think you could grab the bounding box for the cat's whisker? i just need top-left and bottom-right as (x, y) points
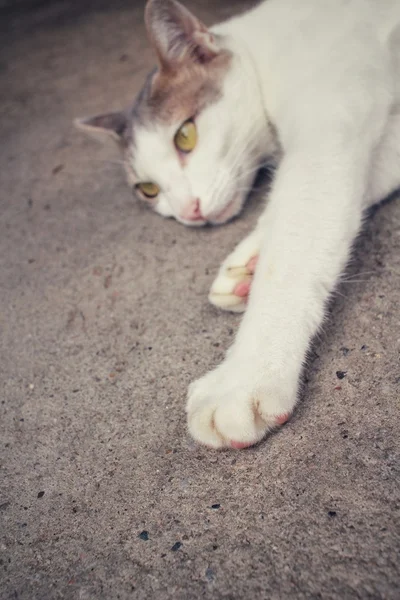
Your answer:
(233, 184), (269, 193)
(209, 142), (267, 210)
(339, 271), (376, 282)
(206, 125), (269, 215)
(221, 129), (264, 185)
(209, 155), (265, 214)
(339, 279), (372, 284)
(230, 162), (274, 184)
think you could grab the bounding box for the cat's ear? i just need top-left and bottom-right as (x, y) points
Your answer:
(74, 111), (128, 144)
(145, 0), (220, 71)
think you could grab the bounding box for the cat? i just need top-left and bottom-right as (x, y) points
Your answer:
(76, 0), (400, 449)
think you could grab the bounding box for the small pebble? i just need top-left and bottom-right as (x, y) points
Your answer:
(138, 531), (149, 541)
(205, 567), (215, 582)
(336, 371), (347, 380)
(171, 542), (182, 552)
(37, 491), (45, 499)
(328, 511), (337, 518)
(211, 504), (221, 510)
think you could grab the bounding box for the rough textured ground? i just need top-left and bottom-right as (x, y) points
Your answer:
(0, 1), (399, 599)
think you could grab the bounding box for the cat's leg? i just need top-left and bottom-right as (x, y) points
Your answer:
(210, 110), (400, 319)
(209, 223), (262, 313)
(187, 138), (376, 449)
(367, 111), (400, 207)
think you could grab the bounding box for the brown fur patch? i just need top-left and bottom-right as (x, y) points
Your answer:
(125, 45), (232, 143)
(148, 48), (232, 124)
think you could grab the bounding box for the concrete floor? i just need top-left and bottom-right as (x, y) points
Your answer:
(0, 1), (399, 598)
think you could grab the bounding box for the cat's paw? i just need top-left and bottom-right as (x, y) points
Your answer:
(209, 246), (259, 313)
(186, 360), (296, 449)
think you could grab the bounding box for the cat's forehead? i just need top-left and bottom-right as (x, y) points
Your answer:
(128, 50), (232, 142)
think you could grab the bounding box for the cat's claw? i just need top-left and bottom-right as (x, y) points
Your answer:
(186, 360), (295, 449)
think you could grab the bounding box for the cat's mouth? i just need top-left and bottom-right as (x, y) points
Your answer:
(178, 194), (243, 227)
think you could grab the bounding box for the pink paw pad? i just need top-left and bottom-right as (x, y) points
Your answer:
(247, 256), (259, 273)
(233, 256), (259, 299)
(234, 280), (251, 298)
(230, 440), (256, 450)
(230, 414), (291, 449)
(275, 413), (290, 426)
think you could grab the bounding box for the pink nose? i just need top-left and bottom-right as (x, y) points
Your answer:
(180, 198), (204, 222)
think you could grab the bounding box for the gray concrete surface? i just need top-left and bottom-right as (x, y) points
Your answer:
(0, 1), (399, 598)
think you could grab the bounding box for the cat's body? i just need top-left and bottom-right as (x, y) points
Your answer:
(77, 0), (400, 448)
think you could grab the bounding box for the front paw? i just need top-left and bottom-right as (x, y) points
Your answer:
(209, 255), (259, 313)
(208, 226), (261, 313)
(186, 359), (297, 449)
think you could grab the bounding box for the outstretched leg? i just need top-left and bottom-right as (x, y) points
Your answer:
(187, 132), (378, 449)
(210, 111), (400, 317)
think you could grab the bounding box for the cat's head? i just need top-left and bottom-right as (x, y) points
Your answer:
(76, 0), (271, 226)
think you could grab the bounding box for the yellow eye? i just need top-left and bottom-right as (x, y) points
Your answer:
(136, 182), (160, 199)
(174, 120), (197, 153)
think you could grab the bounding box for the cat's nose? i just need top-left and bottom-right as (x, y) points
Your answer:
(180, 198), (204, 222)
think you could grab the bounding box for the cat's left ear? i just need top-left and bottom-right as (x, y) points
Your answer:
(74, 111), (128, 145)
(145, 0), (220, 71)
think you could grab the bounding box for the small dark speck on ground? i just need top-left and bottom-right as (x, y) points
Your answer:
(205, 567), (215, 582)
(336, 371), (347, 379)
(52, 164), (64, 175)
(171, 542), (182, 552)
(211, 504), (221, 509)
(340, 347), (350, 356)
(37, 491), (45, 499)
(138, 531), (149, 541)
(328, 511), (337, 518)
(361, 345), (368, 351)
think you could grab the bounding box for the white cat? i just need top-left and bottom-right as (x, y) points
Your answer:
(76, 0), (400, 449)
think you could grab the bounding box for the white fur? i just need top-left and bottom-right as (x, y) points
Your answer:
(186, 0), (400, 448)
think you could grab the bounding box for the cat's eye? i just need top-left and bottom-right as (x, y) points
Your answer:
(136, 182), (160, 198)
(174, 119), (197, 153)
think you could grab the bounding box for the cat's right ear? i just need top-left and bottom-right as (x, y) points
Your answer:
(74, 111), (128, 145)
(145, 0), (220, 71)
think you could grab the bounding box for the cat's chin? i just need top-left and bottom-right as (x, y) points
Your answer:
(176, 217), (207, 228)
